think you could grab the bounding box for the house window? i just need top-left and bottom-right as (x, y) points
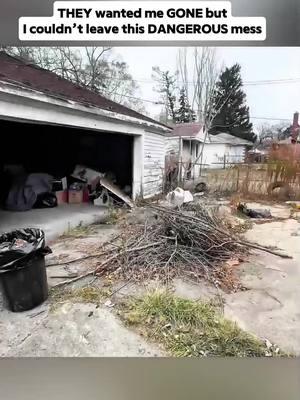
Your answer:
(196, 144), (199, 158)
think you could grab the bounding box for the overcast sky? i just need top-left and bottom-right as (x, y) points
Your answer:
(114, 47), (300, 129)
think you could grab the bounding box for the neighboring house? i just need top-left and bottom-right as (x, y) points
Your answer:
(166, 123), (253, 181)
(165, 123), (204, 181)
(246, 148), (267, 163)
(0, 52), (171, 200)
(204, 132), (253, 168)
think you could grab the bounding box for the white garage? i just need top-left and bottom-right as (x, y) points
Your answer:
(0, 52), (170, 239)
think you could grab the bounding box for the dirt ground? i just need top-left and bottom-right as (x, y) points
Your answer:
(0, 201), (299, 356)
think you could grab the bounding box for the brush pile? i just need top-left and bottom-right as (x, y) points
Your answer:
(100, 204), (250, 285)
(52, 203), (291, 290)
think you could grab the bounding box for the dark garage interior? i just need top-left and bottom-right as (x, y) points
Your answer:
(0, 119), (134, 209)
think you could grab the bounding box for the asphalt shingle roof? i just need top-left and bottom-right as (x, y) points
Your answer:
(0, 51), (169, 129)
(167, 123), (203, 137)
(209, 132), (253, 146)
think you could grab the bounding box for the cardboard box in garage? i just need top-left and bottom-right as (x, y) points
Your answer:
(68, 190), (83, 204)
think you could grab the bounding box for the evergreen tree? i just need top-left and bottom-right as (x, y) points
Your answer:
(175, 87), (196, 123)
(210, 63), (256, 142)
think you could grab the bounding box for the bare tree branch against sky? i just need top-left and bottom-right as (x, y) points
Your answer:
(115, 47), (300, 127)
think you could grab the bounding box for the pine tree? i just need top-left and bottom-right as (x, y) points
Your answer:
(175, 87), (196, 123)
(210, 64), (256, 142)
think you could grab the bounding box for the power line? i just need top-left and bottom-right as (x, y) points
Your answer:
(101, 76), (300, 105)
(244, 78), (300, 86)
(110, 92), (164, 105)
(251, 116), (291, 121)
(114, 92), (293, 121)
(116, 94), (295, 121)
(102, 75), (300, 86)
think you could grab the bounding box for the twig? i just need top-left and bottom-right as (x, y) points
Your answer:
(52, 241), (164, 288)
(50, 274), (79, 279)
(109, 279), (135, 297)
(29, 310), (47, 318)
(46, 248), (117, 267)
(236, 241), (292, 259)
(164, 235), (178, 286)
(46, 234), (122, 267)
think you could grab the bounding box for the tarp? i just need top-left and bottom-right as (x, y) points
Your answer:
(5, 173), (53, 211)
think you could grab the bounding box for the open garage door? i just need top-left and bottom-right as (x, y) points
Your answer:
(0, 119), (134, 209)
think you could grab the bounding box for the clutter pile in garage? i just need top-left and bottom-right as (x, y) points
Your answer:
(0, 164), (133, 212)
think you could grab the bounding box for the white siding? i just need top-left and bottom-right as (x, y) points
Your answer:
(225, 145), (246, 163)
(201, 143), (228, 168)
(165, 137), (180, 155)
(143, 131), (165, 198)
(201, 143), (247, 168)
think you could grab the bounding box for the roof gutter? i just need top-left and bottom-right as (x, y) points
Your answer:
(0, 80), (171, 134)
(167, 135), (202, 141)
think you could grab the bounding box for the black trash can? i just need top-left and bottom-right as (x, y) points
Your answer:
(0, 228), (51, 312)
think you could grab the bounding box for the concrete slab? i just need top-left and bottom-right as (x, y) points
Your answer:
(173, 278), (219, 301)
(0, 204), (110, 242)
(0, 301), (163, 357)
(1, 201), (299, 356)
(46, 224), (119, 288)
(224, 219), (300, 355)
(0, 215), (162, 357)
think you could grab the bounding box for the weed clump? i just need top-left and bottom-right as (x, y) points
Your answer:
(120, 290), (284, 357)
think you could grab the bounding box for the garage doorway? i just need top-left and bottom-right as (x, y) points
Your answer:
(0, 119), (135, 239)
(0, 119), (134, 202)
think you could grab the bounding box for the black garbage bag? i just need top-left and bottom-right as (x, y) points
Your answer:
(0, 228), (52, 273)
(0, 229), (51, 312)
(237, 203), (272, 219)
(33, 192), (58, 209)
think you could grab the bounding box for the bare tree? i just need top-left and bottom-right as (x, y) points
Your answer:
(177, 48), (240, 174)
(152, 66), (178, 123)
(258, 122), (290, 147)
(177, 47), (220, 130)
(3, 46), (145, 113)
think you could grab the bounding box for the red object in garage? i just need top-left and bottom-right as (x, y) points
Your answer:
(82, 187), (90, 203)
(55, 190), (68, 205)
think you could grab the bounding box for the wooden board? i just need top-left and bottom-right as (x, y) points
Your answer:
(100, 178), (134, 208)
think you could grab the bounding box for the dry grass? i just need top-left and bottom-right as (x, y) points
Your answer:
(119, 290), (286, 357)
(49, 286), (112, 309)
(60, 222), (98, 239)
(207, 164), (300, 200)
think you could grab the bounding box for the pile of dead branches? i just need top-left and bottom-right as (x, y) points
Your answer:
(52, 204), (291, 290)
(107, 204), (245, 284)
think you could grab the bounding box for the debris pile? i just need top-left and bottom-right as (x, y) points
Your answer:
(109, 204), (247, 286)
(52, 203), (291, 291)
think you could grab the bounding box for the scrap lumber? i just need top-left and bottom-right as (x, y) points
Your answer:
(100, 178), (134, 208)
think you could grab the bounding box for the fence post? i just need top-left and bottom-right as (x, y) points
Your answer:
(236, 167), (240, 192)
(223, 155), (226, 169)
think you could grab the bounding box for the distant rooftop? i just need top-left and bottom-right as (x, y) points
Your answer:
(167, 123), (203, 138)
(209, 132), (253, 146)
(168, 123), (253, 146)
